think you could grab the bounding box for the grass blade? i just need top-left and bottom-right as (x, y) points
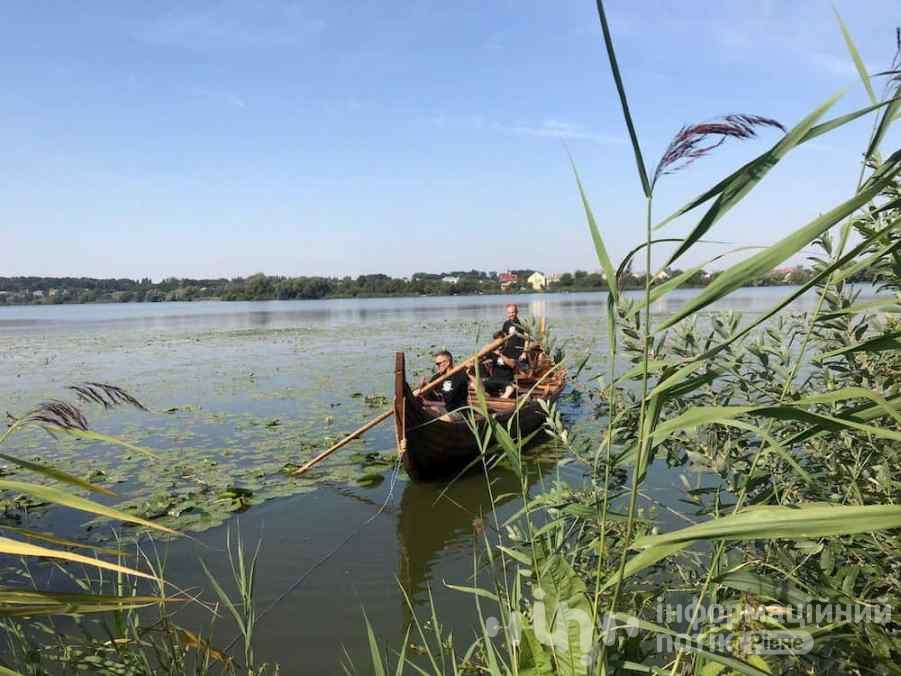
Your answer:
(0, 452), (114, 496)
(572, 159), (620, 301)
(0, 525), (121, 555)
(0, 536), (154, 579)
(649, 403), (901, 444)
(363, 610), (387, 676)
(599, 542), (686, 591)
(713, 569), (815, 606)
(0, 479), (176, 534)
(864, 92), (900, 160)
(654, 97), (898, 231)
(594, 0), (650, 197)
(833, 7), (877, 105)
(656, 157), (901, 332)
(634, 504), (901, 547)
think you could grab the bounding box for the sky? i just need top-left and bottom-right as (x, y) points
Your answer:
(1, 0), (898, 280)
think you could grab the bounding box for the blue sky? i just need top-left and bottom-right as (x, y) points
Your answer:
(2, 0), (898, 279)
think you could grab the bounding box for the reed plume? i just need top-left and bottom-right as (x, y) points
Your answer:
(6, 383), (147, 434)
(67, 382), (148, 412)
(653, 114), (785, 186)
(21, 400), (90, 431)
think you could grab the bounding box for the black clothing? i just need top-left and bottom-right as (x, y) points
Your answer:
(501, 319), (526, 358)
(429, 369), (470, 412)
(483, 352), (514, 395)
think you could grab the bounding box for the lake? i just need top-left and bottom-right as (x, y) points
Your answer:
(0, 287), (865, 673)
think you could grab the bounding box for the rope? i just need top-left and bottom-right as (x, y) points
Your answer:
(222, 458), (403, 654)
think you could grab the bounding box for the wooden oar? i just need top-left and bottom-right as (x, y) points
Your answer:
(289, 335), (509, 477)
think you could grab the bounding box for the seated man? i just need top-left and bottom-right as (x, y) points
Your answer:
(501, 303), (531, 365)
(481, 330), (518, 399)
(418, 350), (470, 419)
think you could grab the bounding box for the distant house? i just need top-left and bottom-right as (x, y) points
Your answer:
(32, 290), (44, 298)
(654, 269), (671, 281)
(527, 271), (547, 291)
(441, 276), (460, 285)
(498, 271), (518, 290)
(546, 272), (561, 284)
(770, 265), (804, 283)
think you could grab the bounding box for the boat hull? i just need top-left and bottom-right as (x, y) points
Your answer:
(393, 352), (565, 481)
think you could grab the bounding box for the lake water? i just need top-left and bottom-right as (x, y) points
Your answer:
(0, 287), (864, 673)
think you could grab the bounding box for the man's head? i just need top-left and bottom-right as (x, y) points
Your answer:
(433, 350), (453, 373)
(505, 304), (518, 321)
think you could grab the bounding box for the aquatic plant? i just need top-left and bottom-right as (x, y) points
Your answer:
(371, 3), (901, 674)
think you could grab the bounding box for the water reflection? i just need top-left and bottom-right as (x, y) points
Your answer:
(397, 466), (541, 619)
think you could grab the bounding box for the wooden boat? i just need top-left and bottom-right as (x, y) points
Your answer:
(393, 351), (566, 481)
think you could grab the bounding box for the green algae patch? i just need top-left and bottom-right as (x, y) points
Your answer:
(0, 311), (601, 543)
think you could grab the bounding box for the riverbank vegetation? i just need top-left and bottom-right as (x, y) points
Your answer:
(0, 264), (862, 306)
(358, 3), (901, 674)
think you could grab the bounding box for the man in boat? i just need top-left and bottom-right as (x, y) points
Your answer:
(482, 330), (518, 399)
(501, 304), (529, 363)
(417, 350), (471, 419)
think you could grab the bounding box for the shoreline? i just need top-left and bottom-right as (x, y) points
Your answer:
(0, 280), (835, 309)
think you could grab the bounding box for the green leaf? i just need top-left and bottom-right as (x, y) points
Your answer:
(0, 479), (176, 534)
(681, 220), (900, 364)
(634, 504), (901, 548)
(664, 92), (843, 266)
(0, 536), (155, 579)
(363, 610), (387, 676)
(0, 525), (121, 556)
(657, 157), (901, 331)
(394, 625), (411, 676)
(833, 8), (877, 105)
(0, 588), (168, 615)
(611, 613), (771, 676)
(496, 545), (532, 567)
(535, 553), (593, 675)
(46, 426), (160, 460)
(200, 556), (245, 633)
(649, 402), (901, 444)
(784, 394), (901, 446)
(654, 98), (897, 231)
(599, 542), (686, 591)
(0, 452), (114, 496)
(820, 331), (901, 359)
(716, 419), (813, 486)
(627, 246), (760, 319)
(594, 0), (650, 197)
(615, 360), (669, 384)
(444, 583), (500, 603)
(865, 92), (901, 161)
(713, 569), (815, 606)
(815, 297), (901, 319)
(571, 160), (619, 302)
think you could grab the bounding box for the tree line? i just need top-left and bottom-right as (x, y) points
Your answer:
(0, 265), (874, 306)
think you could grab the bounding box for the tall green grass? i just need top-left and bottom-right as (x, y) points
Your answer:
(371, 3), (901, 674)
